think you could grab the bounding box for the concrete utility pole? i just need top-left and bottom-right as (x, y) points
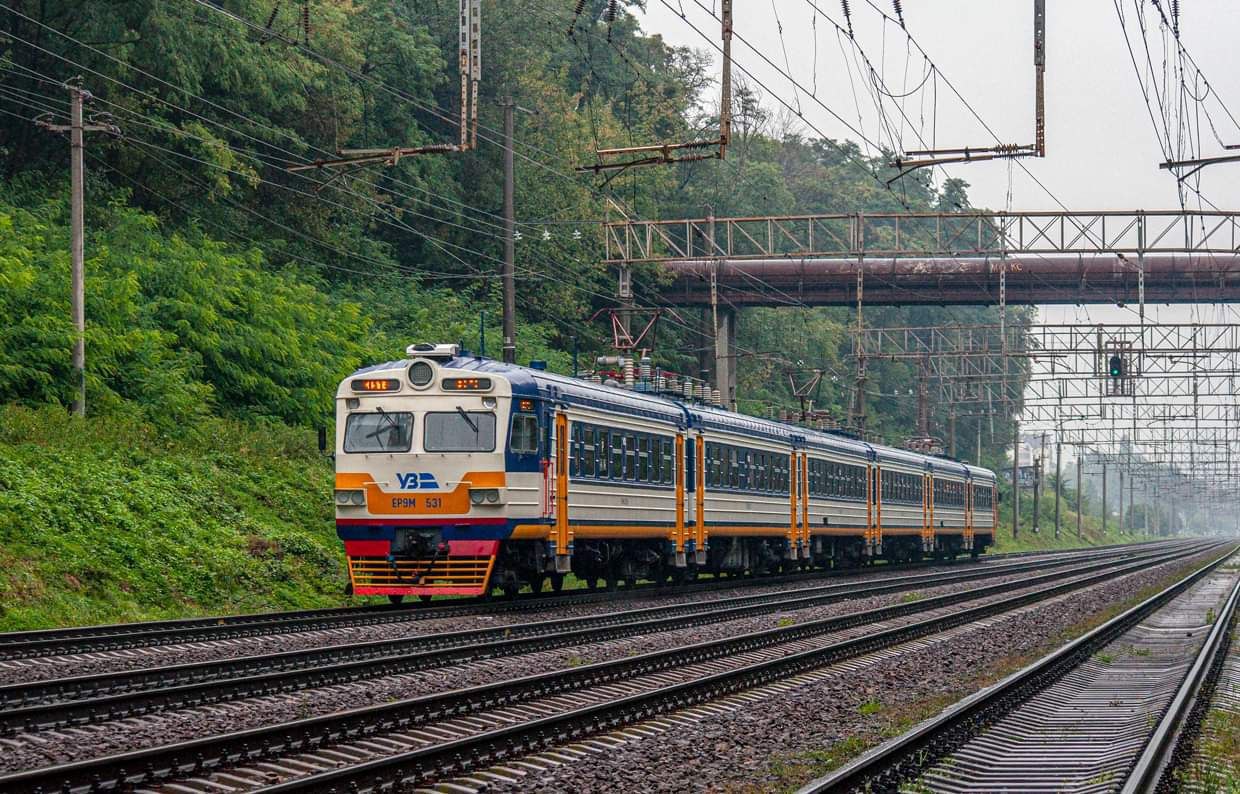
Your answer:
(501, 96), (517, 364)
(1032, 434), (1044, 534)
(1102, 462), (1108, 535)
(1054, 440), (1062, 539)
(1011, 421), (1020, 539)
(36, 85), (117, 417)
(1075, 456), (1082, 540)
(499, 97), (535, 365)
(1118, 469), (1125, 531)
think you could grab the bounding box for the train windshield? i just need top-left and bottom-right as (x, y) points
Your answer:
(343, 410), (413, 453)
(424, 411), (496, 452)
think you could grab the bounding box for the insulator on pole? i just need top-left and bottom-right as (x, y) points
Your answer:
(892, 0), (905, 28)
(841, 0), (854, 37)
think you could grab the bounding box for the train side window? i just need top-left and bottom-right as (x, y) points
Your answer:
(638, 436), (650, 482)
(567, 423), (582, 475)
(583, 426), (597, 476)
(663, 439), (674, 484)
(617, 431), (629, 481)
(650, 437), (661, 483)
(609, 432), (622, 480)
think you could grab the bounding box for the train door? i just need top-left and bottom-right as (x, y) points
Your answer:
(799, 452), (810, 560)
(964, 478), (974, 550)
(924, 473), (934, 553)
(673, 433), (687, 566)
(694, 434), (706, 565)
(787, 451), (799, 559)
(553, 412), (571, 573)
(869, 465), (882, 557)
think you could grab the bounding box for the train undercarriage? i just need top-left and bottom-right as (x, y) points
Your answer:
(482, 533), (993, 597)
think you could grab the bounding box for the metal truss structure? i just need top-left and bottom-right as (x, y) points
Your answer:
(605, 210), (1240, 263)
(606, 209), (1240, 307)
(850, 322), (1240, 509)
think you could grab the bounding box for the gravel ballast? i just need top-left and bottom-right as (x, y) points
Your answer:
(0, 557), (1135, 774)
(478, 548), (1229, 794)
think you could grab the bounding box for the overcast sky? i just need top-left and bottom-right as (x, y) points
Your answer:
(637, 0), (1240, 329)
(636, 1), (1240, 455)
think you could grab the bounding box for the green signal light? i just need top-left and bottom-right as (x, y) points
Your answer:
(1108, 355), (1124, 378)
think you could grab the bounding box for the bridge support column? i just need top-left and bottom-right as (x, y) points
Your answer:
(714, 305), (736, 409)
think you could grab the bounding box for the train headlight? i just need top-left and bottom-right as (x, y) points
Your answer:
(470, 489), (486, 505)
(485, 488), (500, 503)
(335, 489), (365, 506)
(408, 360), (434, 389)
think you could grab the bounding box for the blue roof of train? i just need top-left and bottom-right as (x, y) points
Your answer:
(349, 355), (995, 479)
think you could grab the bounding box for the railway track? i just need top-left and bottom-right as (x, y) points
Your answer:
(0, 544), (1182, 736)
(1127, 560), (1239, 793)
(0, 540), (1171, 663)
(797, 546), (1240, 794)
(0, 541), (1216, 794)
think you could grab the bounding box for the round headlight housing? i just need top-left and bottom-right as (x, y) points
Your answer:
(408, 360), (434, 389)
(470, 489), (486, 505)
(485, 488), (500, 503)
(334, 489), (351, 505)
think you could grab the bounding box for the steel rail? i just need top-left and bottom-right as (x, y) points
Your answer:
(0, 541), (1168, 662)
(0, 546), (1151, 734)
(796, 544), (1239, 794)
(0, 542), (1213, 794)
(0, 555), (969, 661)
(1120, 573), (1240, 793)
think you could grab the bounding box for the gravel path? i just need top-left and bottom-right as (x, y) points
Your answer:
(0, 560), (1112, 774)
(0, 555), (1074, 685)
(477, 549), (1226, 794)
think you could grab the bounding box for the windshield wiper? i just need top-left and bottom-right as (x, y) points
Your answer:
(456, 406), (479, 433)
(366, 406), (399, 439)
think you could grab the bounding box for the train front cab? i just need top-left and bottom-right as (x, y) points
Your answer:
(333, 350), (540, 601)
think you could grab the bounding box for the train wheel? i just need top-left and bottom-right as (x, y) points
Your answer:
(550, 573), (565, 593)
(388, 595), (405, 605)
(605, 574), (619, 592)
(503, 582), (521, 599)
(529, 574), (546, 594)
(418, 594), (433, 604)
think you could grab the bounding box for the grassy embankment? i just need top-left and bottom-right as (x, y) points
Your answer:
(0, 402), (1171, 631)
(0, 405), (343, 631)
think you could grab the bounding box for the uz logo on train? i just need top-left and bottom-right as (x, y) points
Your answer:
(392, 472), (442, 509)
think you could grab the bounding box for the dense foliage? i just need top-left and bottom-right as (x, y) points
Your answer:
(0, 2), (1070, 626)
(0, 0), (1030, 450)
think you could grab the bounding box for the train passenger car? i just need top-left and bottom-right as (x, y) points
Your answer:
(333, 345), (997, 601)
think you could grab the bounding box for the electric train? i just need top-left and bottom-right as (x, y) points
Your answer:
(333, 344), (997, 601)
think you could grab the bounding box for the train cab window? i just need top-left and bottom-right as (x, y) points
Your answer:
(424, 411), (496, 452)
(511, 414), (540, 456)
(343, 411), (413, 453)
